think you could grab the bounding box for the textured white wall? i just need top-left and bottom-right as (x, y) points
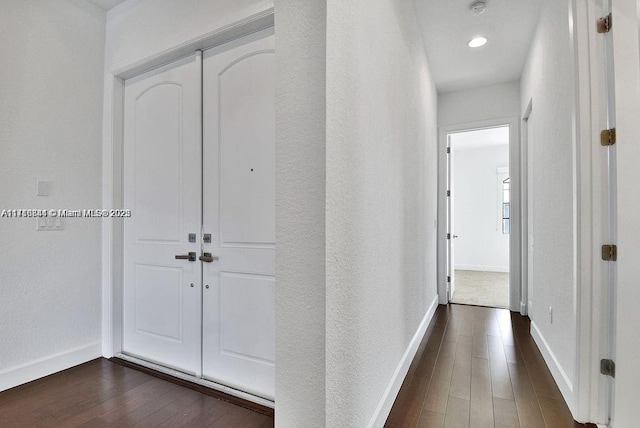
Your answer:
(274, 1), (327, 426)
(325, 0), (438, 426)
(105, 0), (273, 71)
(0, 0), (105, 383)
(520, 0), (576, 391)
(452, 145), (510, 272)
(438, 81), (521, 127)
(611, 0), (640, 425)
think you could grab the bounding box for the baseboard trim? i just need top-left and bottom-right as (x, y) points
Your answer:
(530, 322), (575, 415)
(367, 295), (439, 428)
(0, 341), (102, 392)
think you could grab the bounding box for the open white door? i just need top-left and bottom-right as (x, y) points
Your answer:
(122, 54), (203, 375)
(201, 32), (276, 400)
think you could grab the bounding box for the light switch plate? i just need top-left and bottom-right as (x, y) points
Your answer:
(37, 180), (51, 196)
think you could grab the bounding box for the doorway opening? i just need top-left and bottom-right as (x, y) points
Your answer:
(447, 126), (511, 309)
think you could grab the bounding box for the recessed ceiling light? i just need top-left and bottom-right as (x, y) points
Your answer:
(468, 37), (488, 48)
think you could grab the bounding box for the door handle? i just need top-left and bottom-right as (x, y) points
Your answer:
(175, 252), (196, 262)
(453, 235), (459, 239)
(199, 252), (218, 263)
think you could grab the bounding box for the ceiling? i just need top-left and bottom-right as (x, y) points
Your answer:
(85, 1), (541, 91)
(414, 0), (542, 93)
(86, 0), (126, 11)
(450, 126), (509, 151)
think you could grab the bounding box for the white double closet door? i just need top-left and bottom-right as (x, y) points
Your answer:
(122, 31), (275, 400)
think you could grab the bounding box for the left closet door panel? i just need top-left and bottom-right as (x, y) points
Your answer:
(123, 54), (203, 376)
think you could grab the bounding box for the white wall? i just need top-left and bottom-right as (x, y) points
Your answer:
(275, 1), (326, 426)
(520, 0), (577, 408)
(325, 0), (439, 426)
(0, 1), (105, 390)
(438, 81), (521, 127)
(105, 0), (273, 71)
(611, 0), (640, 425)
(452, 144), (510, 272)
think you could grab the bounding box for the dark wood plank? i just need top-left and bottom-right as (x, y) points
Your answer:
(388, 373), (432, 427)
(472, 329), (489, 359)
(155, 394), (238, 427)
(418, 410), (445, 428)
(238, 410), (274, 428)
(449, 335), (472, 400)
(57, 368), (162, 425)
(134, 388), (204, 427)
(387, 310), (448, 427)
(469, 357), (494, 427)
(487, 335), (515, 400)
(537, 396), (577, 428)
(503, 344), (522, 364)
(443, 396), (470, 428)
(494, 397), (520, 428)
(422, 338), (457, 414)
(0, 358), (273, 428)
(508, 361), (546, 428)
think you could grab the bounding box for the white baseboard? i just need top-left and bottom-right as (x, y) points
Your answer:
(530, 322), (575, 415)
(367, 295), (439, 428)
(0, 341), (102, 392)
(455, 265), (509, 273)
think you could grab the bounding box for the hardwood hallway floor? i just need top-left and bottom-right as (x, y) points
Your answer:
(385, 304), (595, 428)
(0, 358), (273, 427)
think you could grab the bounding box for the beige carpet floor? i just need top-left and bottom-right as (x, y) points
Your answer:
(450, 270), (510, 309)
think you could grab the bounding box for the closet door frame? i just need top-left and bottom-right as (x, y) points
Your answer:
(101, 12), (275, 409)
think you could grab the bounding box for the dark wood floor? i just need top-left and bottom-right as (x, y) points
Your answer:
(386, 304), (595, 428)
(0, 358), (274, 427)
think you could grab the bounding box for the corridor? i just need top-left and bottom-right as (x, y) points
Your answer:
(385, 304), (594, 427)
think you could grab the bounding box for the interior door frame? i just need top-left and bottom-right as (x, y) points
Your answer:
(437, 116), (521, 313)
(446, 135), (454, 301)
(522, 99), (533, 317)
(99, 10), (275, 407)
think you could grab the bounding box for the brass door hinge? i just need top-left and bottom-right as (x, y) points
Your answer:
(601, 128), (616, 146)
(597, 13), (612, 33)
(602, 244), (617, 261)
(601, 359), (615, 377)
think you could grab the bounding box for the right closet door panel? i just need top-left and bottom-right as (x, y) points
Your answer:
(201, 30), (276, 400)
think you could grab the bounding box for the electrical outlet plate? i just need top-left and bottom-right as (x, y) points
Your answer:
(36, 217), (64, 231)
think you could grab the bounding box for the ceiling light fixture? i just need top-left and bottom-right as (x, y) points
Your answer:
(468, 37), (488, 48)
(469, 1), (487, 15)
